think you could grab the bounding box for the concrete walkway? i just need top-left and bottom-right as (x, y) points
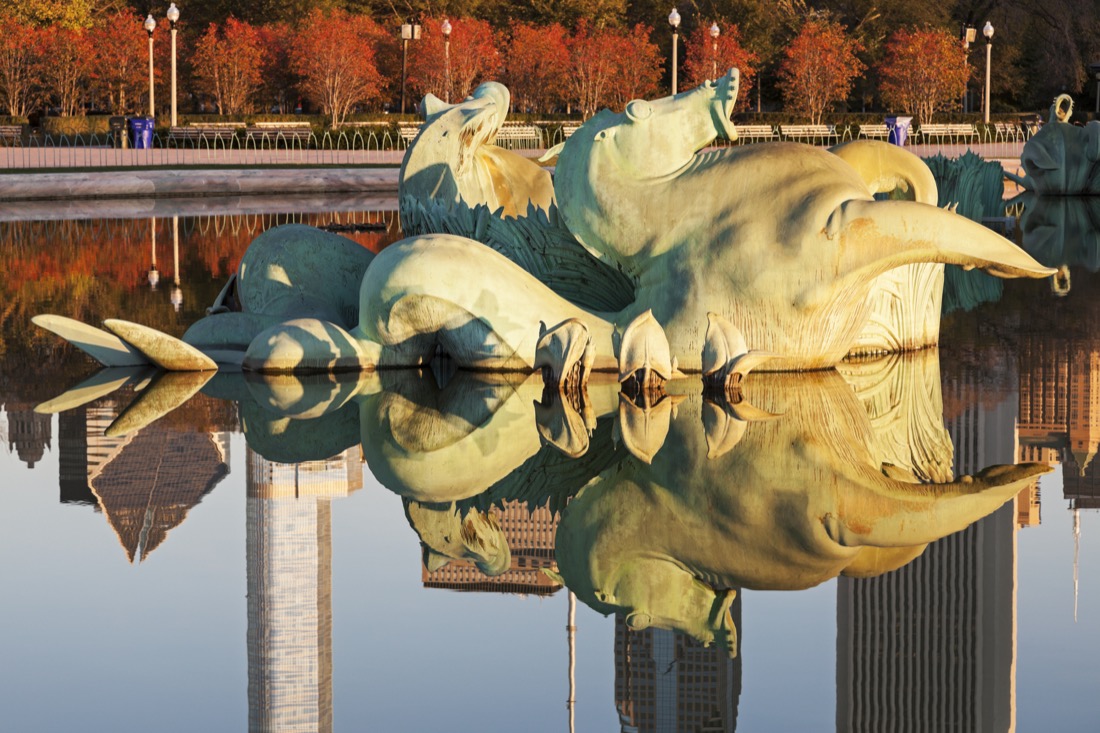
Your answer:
(0, 167), (400, 202)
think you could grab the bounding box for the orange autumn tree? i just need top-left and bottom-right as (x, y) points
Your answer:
(291, 9), (383, 127)
(503, 21), (569, 114)
(778, 19), (863, 125)
(90, 12), (150, 114)
(0, 15), (43, 116)
(681, 21), (756, 108)
(256, 23), (297, 114)
(608, 24), (663, 111)
(878, 27), (970, 123)
(408, 17), (501, 104)
(192, 17), (264, 115)
(567, 20), (658, 117)
(39, 26), (94, 116)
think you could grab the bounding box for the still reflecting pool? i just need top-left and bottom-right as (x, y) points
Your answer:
(1, 198), (1099, 732)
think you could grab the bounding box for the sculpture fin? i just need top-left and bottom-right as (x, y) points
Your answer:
(826, 462), (1050, 548)
(105, 371), (214, 437)
(32, 314), (148, 367)
(832, 199), (1058, 280)
(103, 319), (218, 371)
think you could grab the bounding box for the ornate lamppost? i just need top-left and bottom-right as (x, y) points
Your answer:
(669, 8), (681, 94)
(167, 3), (180, 127)
(983, 21), (994, 124)
(144, 14), (156, 118)
(442, 18), (452, 103)
(400, 21), (421, 114)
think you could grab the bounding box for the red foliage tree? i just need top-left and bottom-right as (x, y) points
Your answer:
(607, 24), (663, 111)
(0, 15), (44, 117)
(503, 21), (570, 114)
(681, 21), (757, 109)
(777, 19), (863, 125)
(39, 26), (95, 116)
(878, 27), (970, 123)
(408, 17), (502, 104)
(566, 21), (663, 117)
(290, 9), (383, 127)
(89, 13), (151, 115)
(256, 23), (297, 114)
(191, 17), (264, 115)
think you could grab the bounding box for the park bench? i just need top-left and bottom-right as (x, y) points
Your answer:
(858, 124), (891, 140)
(560, 122), (582, 139)
(0, 125), (23, 146)
(245, 121), (312, 147)
(167, 125), (240, 146)
(493, 123), (543, 149)
(779, 123), (839, 144)
(915, 123), (978, 142)
(991, 121), (1023, 142)
(733, 124), (776, 142)
(397, 122), (422, 143)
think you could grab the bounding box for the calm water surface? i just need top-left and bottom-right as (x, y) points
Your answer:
(1, 196), (1098, 732)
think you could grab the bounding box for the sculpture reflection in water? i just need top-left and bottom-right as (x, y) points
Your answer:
(40, 348), (1047, 655)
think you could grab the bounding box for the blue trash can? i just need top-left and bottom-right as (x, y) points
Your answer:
(129, 117), (155, 149)
(886, 116), (913, 146)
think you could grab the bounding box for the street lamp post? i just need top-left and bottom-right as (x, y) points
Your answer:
(167, 3), (179, 127)
(669, 8), (681, 95)
(709, 22), (720, 80)
(961, 25), (975, 112)
(441, 18), (452, 103)
(400, 22), (421, 114)
(144, 14), (156, 119)
(983, 21), (994, 124)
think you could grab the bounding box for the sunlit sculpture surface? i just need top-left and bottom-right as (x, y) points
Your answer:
(37, 72), (1054, 374)
(400, 81), (555, 217)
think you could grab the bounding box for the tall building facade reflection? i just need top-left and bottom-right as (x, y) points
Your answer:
(5, 397), (51, 468)
(614, 595), (742, 733)
(837, 364), (1018, 732)
(56, 397), (231, 563)
(420, 501), (562, 595)
(246, 445), (362, 733)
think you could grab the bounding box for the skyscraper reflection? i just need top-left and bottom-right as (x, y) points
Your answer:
(57, 397), (231, 563)
(246, 445), (361, 733)
(614, 594), (742, 733)
(837, 362), (1018, 732)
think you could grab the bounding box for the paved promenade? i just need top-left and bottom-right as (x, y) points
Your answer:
(0, 167), (400, 202)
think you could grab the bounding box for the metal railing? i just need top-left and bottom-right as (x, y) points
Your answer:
(0, 129), (409, 169)
(0, 119), (1038, 170)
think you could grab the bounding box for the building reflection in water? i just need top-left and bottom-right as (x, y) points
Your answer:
(614, 597), (742, 733)
(837, 361), (1019, 732)
(420, 501), (562, 595)
(55, 398), (231, 563)
(245, 445), (362, 733)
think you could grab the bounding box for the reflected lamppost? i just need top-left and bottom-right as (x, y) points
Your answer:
(148, 218), (159, 290)
(400, 21), (421, 114)
(167, 3), (179, 127)
(983, 21), (994, 124)
(669, 8), (680, 95)
(441, 18), (452, 104)
(171, 215), (183, 312)
(144, 14), (156, 118)
(709, 22), (720, 80)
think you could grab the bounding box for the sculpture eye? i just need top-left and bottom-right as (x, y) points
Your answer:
(625, 100), (653, 122)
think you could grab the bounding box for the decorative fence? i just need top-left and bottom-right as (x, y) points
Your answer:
(0, 120), (1035, 170)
